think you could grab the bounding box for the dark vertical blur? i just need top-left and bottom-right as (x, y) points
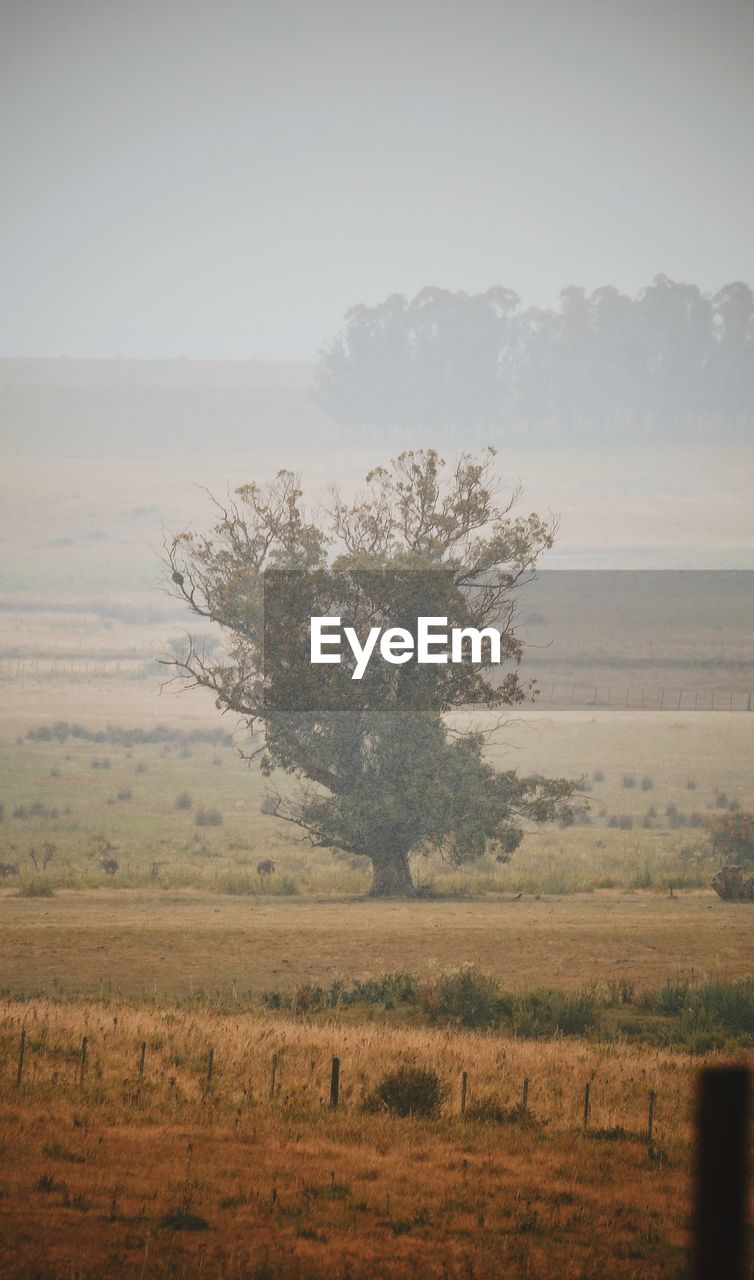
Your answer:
(695, 1066), (750, 1280)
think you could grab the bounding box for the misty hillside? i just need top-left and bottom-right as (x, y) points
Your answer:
(0, 359), (333, 458)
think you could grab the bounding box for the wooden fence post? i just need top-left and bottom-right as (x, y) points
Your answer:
(329, 1057), (340, 1109)
(694, 1066), (750, 1280)
(138, 1042), (146, 1085)
(522, 1077), (529, 1113)
(582, 1082), (590, 1131)
(205, 1047), (214, 1093)
(16, 1029), (25, 1087)
(647, 1089), (655, 1144)
(269, 1054), (278, 1101)
(460, 1071), (468, 1117)
(79, 1036), (88, 1088)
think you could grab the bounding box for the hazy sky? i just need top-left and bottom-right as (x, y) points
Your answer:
(2, 0), (754, 360)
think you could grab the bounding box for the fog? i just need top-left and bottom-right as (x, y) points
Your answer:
(2, 0), (754, 360)
(1, 1), (753, 592)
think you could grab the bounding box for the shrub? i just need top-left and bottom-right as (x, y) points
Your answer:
(158, 1209), (209, 1231)
(18, 879), (55, 898)
(640, 775), (654, 791)
(116, 789), (133, 801)
(466, 1098), (533, 1125)
(622, 774), (636, 789)
(366, 1066), (446, 1117)
(664, 1008), (727, 1055)
(695, 979), (754, 1035)
(665, 804), (686, 829)
(629, 864), (652, 889)
(12, 802), (58, 820)
(652, 980), (691, 1017)
(714, 792), (729, 809)
(512, 989), (597, 1038)
(419, 966), (508, 1029)
(195, 808), (223, 828)
(592, 770), (605, 782)
(686, 778), (697, 791)
(176, 792), (193, 811)
(708, 811), (754, 865)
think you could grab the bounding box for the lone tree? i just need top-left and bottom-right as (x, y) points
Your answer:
(166, 449), (575, 896)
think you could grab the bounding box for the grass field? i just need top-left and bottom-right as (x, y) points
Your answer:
(0, 996), (708, 1279)
(0, 689), (752, 899)
(0, 624), (752, 1275)
(1, 890), (753, 1003)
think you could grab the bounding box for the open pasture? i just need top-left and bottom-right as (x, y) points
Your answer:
(0, 890), (752, 1003)
(0, 997), (704, 1279)
(0, 690), (752, 899)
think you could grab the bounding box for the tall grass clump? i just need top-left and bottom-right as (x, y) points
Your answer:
(419, 966), (510, 1029)
(511, 989), (598, 1038)
(17, 878), (55, 898)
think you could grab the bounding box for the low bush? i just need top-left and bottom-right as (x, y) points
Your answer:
(419, 966), (510, 1029)
(366, 1065), (446, 1117)
(195, 808), (223, 828)
(18, 879), (55, 898)
(512, 989), (597, 1038)
(708, 810), (754, 865)
(466, 1098), (534, 1126)
(12, 802), (59, 820)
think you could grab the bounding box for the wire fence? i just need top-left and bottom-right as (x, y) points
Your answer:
(1, 658), (753, 711)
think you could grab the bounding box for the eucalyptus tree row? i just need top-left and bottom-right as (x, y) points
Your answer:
(315, 276), (754, 439)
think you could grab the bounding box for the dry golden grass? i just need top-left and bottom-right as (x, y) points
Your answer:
(0, 997), (722, 1279)
(0, 889), (751, 1000)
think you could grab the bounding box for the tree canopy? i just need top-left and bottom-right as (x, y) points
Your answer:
(315, 277), (754, 440)
(167, 449), (575, 895)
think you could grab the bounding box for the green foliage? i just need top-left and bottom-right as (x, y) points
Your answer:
(511, 989), (597, 1038)
(168, 450), (576, 893)
(419, 966), (510, 1029)
(466, 1098), (536, 1126)
(367, 1065), (446, 1117)
(18, 878), (55, 898)
(650, 981), (691, 1017)
(708, 810), (754, 865)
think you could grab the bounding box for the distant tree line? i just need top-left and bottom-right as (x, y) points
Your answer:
(314, 276), (754, 439)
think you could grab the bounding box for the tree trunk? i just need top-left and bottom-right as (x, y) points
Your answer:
(368, 853), (415, 898)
